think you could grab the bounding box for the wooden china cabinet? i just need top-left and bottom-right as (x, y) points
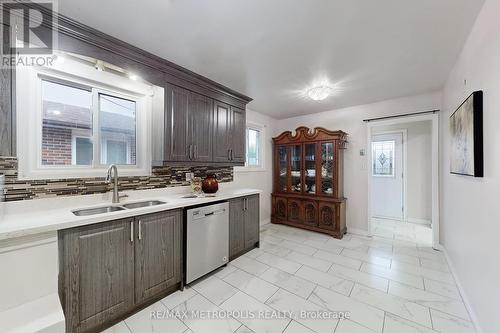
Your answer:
(271, 127), (348, 238)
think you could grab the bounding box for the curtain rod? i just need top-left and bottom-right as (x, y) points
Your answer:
(363, 110), (439, 122)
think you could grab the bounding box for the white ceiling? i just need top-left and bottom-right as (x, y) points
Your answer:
(58, 0), (484, 119)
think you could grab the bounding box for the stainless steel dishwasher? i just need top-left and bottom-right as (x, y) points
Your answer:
(186, 202), (229, 284)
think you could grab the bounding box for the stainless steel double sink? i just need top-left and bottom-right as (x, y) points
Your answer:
(72, 200), (167, 216)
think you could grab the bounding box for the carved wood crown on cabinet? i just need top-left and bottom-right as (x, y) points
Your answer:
(0, 3), (252, 162)
(272, 126), (348, 239)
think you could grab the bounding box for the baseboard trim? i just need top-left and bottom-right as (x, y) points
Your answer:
(441, 246), (483, 333)
(260, 218), (271, 229)
(347, 227), (370, 237)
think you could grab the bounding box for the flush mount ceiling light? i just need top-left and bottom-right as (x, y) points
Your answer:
(307, 85), (333, 101)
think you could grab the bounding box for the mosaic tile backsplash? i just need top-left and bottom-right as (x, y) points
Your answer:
(0, 157), (233, 201)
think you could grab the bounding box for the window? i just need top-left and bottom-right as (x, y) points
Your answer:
(235, 122), (266, 172)
(372, 140), (395, 176)
(247, 127), (261, 167)
(16, 55), (154, 179)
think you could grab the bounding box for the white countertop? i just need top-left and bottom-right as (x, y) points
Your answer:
(0, 185), (261, 241)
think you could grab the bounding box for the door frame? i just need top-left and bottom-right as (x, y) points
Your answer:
(366, 113), (441, 250)
(370, 129), (408, 222)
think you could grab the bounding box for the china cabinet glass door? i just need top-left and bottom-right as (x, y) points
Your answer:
(278, 145), (288, 192)
(290, 145), (302, 193)
(321, 142), (335, 195)
(304, 143), (316, 194)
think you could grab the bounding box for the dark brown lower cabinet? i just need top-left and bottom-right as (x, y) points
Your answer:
(229, 194), (260, 260)
(59, 209), (182, 333)
(134, 210), (182, 304)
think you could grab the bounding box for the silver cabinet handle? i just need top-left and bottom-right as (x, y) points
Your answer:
(130, 221), (134, 243)
(228, 149), (231, 161)
(194, 145), (198, 159)
(230, 149), (233, 161)
(138, 220), (142, 240)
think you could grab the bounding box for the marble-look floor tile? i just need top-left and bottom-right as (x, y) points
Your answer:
(243, 248), (267, 259)
(213, 265), (238, 279)
(383, 313), (435, 333)
(255, 252), (302, 274)
(341, 249), (391, 268)
(279, 240), (318, 256)
(124, 301), (187, 333)
(230, 256), (270, 276)
(303, 239), (344, 254)
(308, 286), (385, 332)
(313, 249), (363, 270)
(102, 321), (131, 333)
(266, 288), (338, 333)
(221, 291), (290, 333)
(360, 263), (424, 289)
(390, 261), (455, 285)
(350, 284), (432, 328)
(260, 234), (285, 246)
(161, 286), (198, 310)
(430, 309), (476, 333)
(173, 294), (241, 333)
(329, 264), (389, 292)
(423, 278), (461, 300)
(259, 242), (292, 257)
(295, 265), (354, 296)
(191, 276), (238, 306)
(419, 258), (450, 273)
(283, 320), (316, 333)
(388, 281), (470, 320)
(223, 268), (279, 303)
(260, 267), (316, 299)
(235, 325), (255, 333)
(335, 319), (377, 333)
(285, 251), (333, 272)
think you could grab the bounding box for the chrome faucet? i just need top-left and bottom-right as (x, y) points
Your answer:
(106, 164), (127, 203)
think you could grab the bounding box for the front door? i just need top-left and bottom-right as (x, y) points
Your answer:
(371, 132), (404, 220)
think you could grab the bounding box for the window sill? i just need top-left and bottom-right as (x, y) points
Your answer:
(234, 167), (267, 173)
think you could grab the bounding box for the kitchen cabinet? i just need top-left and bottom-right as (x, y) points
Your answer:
(164, 84), (213, 162)
(59, 218), (135, 333)
(158, 84), (245, 165)
(229, 194), (260, 259)
(59, 210), (182, 333)
(213, 102), (246, 165)
(134, 210), (182, 304)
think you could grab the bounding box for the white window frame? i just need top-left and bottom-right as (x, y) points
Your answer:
(235, 122), (266, 172)
(101, 138), (131, 165)
(16, 56), (153, 179)
(71, 131), (93, 165)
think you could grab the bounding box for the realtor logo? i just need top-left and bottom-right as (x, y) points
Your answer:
(1, 0), (57, 67)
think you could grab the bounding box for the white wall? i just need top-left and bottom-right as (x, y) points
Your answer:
(275, 92), (441, 233)
(373, 121), (432, 222)
(233, 109), (276, 225)
(440, 1), (500, 332)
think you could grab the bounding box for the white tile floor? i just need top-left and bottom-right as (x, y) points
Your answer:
(104, 219), (476, 333)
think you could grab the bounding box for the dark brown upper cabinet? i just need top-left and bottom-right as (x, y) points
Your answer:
(162, 84), (214, 163)
(213, 101), (246, 165)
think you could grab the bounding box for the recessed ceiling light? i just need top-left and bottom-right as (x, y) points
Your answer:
(50, 110), (61, 115)
(129, 73), (139, 81)
(307, 85), (333, 101)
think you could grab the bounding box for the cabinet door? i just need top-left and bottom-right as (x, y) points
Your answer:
(231, 106), (246, 163)
(165, 84), (190, 161)
(213, 100), (232, 162)
(229, 197), (245, 259)
(189, 92), (213, 161)
(244, 195), (260, 249)
(287, 198), (302, 224)
(60, 219), (135, 333)
(318, 202), (336, 230)
(135, 210), (182, 304)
